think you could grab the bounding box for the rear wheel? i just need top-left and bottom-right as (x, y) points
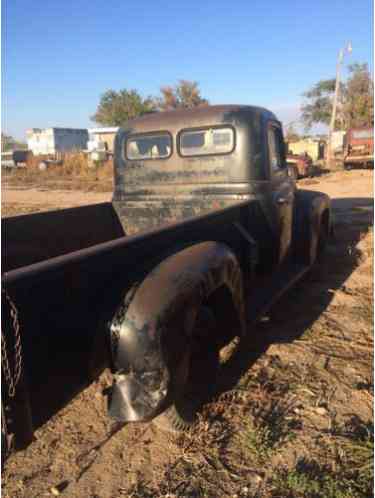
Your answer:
(288, 164), (298, 182)
(317, 217), (329, 261)
(153, 306), (219, 432)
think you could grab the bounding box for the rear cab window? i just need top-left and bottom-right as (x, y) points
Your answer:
(126, 132), (172, 160)
(179, 126), (235, 156)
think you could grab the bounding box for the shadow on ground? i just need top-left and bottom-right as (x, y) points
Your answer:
(214, 196), (373, 399)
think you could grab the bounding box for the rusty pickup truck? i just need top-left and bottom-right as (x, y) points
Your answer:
(344, 127), (374, 169)
(2, 105), (332, 459)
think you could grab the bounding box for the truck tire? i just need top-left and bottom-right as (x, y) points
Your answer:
(153, 306), (219, 432)
(288, 164), (298, 182)
(316, 213), (330, 261)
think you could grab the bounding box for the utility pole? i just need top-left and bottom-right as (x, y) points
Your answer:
(327, 42), (352, 168)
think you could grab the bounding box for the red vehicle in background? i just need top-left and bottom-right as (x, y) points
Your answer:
(344, 127), (374, 169)
(286, 152), (314, 180)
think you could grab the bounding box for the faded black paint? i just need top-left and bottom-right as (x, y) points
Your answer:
(2, 105), (332, 451)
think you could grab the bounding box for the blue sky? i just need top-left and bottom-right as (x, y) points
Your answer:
(2, 0), (373, 140)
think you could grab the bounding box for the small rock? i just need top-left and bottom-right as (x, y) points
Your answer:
(50, 487), (60, 496)
(315, 407), (327, 415)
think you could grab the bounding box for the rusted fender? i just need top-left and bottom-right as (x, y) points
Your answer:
(108, 241), (245, 422)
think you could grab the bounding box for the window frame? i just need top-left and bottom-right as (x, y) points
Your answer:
(124, 130), (173, 161)
(177, 125), (236, 158)
(267, 122), (287, 174)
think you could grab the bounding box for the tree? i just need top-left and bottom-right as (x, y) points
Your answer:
(156, 80), (209, 111)
(1, 133), (27, 152)
(301, 62), (374, 131)
(91, 89), (155, 127)
(343, 63), (374, 128)
(301, 79), (343, 130)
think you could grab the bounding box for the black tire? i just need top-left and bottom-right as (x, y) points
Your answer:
(288, 165), (298, 182)
(153, 306), (219, 432)
(316, 219), (329, 262)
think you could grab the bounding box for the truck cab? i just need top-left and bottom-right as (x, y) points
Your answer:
(113, 105), (295, 267)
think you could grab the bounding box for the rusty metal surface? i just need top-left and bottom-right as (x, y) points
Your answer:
(344, 128), (374, 164)
(108, 241), (245, 422)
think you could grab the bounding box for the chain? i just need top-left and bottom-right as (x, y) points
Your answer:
(1, 288), (22, 398)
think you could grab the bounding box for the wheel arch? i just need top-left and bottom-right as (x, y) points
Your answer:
(107, 241), (245, 423)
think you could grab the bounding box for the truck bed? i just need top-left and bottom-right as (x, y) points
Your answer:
(3, 200), (253, 433)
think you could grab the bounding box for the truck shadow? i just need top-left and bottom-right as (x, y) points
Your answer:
(214, 196), (373, 399)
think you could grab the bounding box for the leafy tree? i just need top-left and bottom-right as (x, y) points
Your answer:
(343, 63), (374, 128)
(156, 80), (209, 111)
(301, 62), (373, 131)
(91, 89), (155, 126)
(301, 79), (343, 130)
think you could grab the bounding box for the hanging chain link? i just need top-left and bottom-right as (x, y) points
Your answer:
(1, 287), (22, 398)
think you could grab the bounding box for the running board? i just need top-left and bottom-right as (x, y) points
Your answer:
(247, 263), (310, 325)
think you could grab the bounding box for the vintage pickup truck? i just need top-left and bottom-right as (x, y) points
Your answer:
(2, 105), (332, 459)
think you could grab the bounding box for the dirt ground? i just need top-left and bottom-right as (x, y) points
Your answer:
(2, 170), (374, 498)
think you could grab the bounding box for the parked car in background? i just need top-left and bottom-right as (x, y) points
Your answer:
(286, 152), (314, 179)
(1, 149), (30, 169)
(344, 127), (374, 169)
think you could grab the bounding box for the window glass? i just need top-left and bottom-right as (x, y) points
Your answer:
(268, 127), (285, 171)
(180, 127), (234, 156)
(126, 133), (172, 159)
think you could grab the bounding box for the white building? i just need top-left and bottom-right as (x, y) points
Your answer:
(87, 127), (119, 154)
(26, 128), (89, 155)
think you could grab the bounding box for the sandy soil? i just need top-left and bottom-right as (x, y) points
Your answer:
(2, 170), (373, 498)
(2, 186), (111, 217)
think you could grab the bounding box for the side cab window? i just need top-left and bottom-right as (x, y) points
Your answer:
(267, 124), (286, 175)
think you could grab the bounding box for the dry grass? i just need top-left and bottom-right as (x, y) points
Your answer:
(3, 153), (114, 192)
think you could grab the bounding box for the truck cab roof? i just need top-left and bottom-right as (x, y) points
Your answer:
(125, 105), (278, 133)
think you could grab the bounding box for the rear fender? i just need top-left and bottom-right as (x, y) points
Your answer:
(108, 241), (245, 422)
(293, 189), (332, 265)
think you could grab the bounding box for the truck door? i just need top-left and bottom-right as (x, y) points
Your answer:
(267, 122), (294, 264)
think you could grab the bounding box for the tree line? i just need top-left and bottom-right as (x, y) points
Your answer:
(92, 65), (373, 136)
(3, 65), (373, 149)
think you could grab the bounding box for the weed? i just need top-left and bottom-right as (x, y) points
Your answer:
(270, 458), (358, 498)
(236, 394), (301, 463)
